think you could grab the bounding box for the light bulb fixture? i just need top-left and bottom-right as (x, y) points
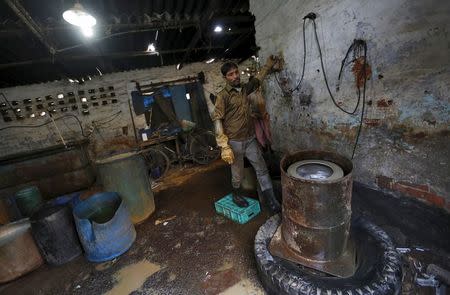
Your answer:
(176, 63), (182, 70)
(205, 58), (215, 64)
(81, 26), (94, 37)
(63, 3), (96, 28)
(214, 25), (223, 33)
(146, 43), (156, 53)
(185, 93), (191, 100)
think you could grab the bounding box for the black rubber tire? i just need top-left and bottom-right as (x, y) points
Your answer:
(255, 215), (402, 295)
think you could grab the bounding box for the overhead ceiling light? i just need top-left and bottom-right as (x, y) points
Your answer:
(146, 43), (156, 53)
(81, 26), (94, 37)
(63, 3), (96, 28)
(214, 25), (223, 33)
(205, 58), (215, 64)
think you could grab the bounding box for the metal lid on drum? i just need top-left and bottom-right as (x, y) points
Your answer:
(287, 160), (344, 181)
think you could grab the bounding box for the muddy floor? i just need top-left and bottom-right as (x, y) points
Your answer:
(0, 161), (449, 295)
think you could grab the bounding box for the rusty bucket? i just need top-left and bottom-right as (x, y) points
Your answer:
(269, 150), (356, 277)
(0, 219), (44, 283)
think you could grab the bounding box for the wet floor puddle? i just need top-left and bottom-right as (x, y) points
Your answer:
(104, 259), (161, 295)
(218, 279), (265, 295)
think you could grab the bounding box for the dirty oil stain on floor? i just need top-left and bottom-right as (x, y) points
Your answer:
(104, 260), (161, 295)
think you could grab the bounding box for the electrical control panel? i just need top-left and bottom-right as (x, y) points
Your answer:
(1, 85), (118, 123)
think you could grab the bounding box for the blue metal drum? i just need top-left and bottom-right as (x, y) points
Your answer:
(73, 192), (136, 262)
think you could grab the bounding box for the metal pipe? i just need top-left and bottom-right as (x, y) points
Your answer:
(3, 0), (56, 55)
(0, 47), (223, 69)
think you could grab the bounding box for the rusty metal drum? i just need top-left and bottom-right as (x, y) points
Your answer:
(270, 150), (355, 277)
(0, 219), (44, 283)
(95, 152), (155, 224)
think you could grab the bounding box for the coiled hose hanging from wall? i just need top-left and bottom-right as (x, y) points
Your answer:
(276, 13), (368, 159)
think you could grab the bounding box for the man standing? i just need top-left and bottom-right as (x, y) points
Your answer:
(212, 56), (281, 213)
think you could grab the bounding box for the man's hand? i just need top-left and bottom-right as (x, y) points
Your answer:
(265, 55), (284, 72)
(221, 146), (234, 165)
(265, 55), (277, 68)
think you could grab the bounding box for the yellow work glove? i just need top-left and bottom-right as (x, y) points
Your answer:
(221, 146), (234, 165)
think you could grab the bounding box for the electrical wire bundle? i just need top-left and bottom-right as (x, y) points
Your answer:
(276, 13), (369, 159)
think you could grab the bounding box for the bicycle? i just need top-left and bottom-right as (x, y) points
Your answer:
(141, 127), (220, 181)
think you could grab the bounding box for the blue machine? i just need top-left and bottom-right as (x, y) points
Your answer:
(73, 192), (136, 262)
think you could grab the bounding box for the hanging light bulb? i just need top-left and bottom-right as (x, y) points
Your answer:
(146, 43), (156, 53)
(81, 26), (94, 37)
(214, 25), (223, 33)
(63, 3), (96, 27)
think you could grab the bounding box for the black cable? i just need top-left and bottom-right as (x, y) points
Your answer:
(274, 18), (307, 95)
(309, 18), (368, 158)
(281, 13), (369, 159)
(0, 92), (15, 111)
(351, 44), (368, 159)
(312, 19), (363, 115)
(0, 113), (90, 137)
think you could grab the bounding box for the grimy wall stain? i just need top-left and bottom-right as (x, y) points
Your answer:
(250, 0), (450, 210)
(0, 62), (243, 160)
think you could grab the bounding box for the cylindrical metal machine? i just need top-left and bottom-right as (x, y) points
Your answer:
(96, 152), (155, 224)
(269, 150), (356, 277)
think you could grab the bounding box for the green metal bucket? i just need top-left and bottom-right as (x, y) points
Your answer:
(15, 186), (43, 217)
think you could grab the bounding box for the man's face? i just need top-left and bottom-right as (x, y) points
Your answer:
(224, 67), (240, 87)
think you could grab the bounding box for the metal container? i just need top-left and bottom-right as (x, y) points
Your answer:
(14, 186), (43, 217)
(73, 192), (136, 262)
(31, 205), (82, 265)
(96, 152), (155, 224)
(0, 219), (44, 283)
(269, 150), (356, 277)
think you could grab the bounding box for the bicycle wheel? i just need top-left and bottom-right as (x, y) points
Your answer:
(189, 130), (220, 165)
(141, 147), (170, 180)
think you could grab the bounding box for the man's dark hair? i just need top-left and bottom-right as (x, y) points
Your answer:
(221, 62), (238, 76)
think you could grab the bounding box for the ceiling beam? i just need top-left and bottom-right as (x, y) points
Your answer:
(0, 20), (199, 36)
(0, 47), (223, 69)
(3, 0), (56, 55)
(180, 1), (218, 67)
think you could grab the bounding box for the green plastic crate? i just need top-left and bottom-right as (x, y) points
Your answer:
(214, 194), (260, 224)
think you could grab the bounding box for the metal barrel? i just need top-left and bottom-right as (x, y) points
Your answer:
(14, 186), (43, 217)
(95, 152), (155, 224)
(280, 150), (353, 261)
(73, 192), (136, 262)
(31, 205), (82, 265)
(0, 219), (43, 283)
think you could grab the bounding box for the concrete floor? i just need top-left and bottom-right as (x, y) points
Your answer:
(1, 161), (449, 295)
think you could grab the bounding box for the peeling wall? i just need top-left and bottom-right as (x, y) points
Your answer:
(250, 0), (450, 210)
(0, 61), (244, 160)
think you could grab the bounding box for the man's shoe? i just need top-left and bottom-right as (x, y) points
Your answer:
(232, 188), (249, 207)
(262, 188), (281, 214)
